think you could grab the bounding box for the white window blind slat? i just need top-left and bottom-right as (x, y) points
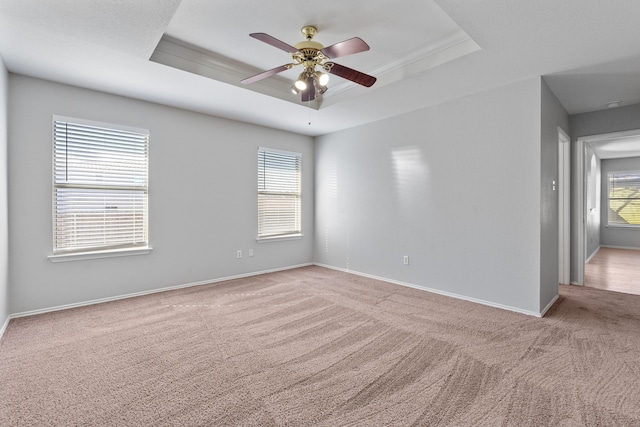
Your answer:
(257, 148), (301, 238)
(53, 118), (149, 254)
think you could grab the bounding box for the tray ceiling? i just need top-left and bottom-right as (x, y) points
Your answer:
(1, 1), (640, 136)
(150, 0), (480, 109)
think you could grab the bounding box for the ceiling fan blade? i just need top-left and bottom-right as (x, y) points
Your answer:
(250, 33), (300, 54)
(301, 77), (315, 102)
(241, 64), (292, 85)
(321, 37), (370, 59)
(327, 63), (377, 87)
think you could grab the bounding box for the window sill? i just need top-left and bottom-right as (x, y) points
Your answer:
(605, 225), (640, 230)
(256, 234), (303, 243)
(48, 247), (153, 263)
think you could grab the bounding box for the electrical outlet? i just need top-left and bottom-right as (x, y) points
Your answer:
(248, 249), (254, 257)
(403, 256), (409, 265)
(236, 250), (242, 259)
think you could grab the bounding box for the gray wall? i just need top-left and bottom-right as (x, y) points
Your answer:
(0, 58), (8, 332)
(570, 104), (640, 281)
(8, 75), (314, 314)
(315, 77), (544, 315)
(600, 156), (640, 249)
(540, 80), (569, 311)
(585, 144), (601, 259)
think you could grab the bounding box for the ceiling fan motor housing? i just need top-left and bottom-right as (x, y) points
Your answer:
(295, 26), (326, 66)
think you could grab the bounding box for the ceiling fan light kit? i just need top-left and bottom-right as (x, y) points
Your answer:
(241, 25), (376, 103)
(294, 73), (308, 90)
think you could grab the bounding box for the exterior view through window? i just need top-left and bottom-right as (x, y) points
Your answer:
(608, 171), (640, 226)
(52, 117), (149, 254)
(257, 147), (301, 239)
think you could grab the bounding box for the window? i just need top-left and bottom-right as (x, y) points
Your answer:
(608, 171), (640, 226)
(257, 147), (301, 240)
(52, 116), (149, 256)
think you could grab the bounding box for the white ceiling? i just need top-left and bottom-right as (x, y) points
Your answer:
(150, 1), (479, 109)
(1, 0), (640, 137)
(586, 132), (640, 160)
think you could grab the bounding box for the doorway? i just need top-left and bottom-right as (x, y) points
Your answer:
(576, 129), (640, 287)
(558, 128), (570, 285)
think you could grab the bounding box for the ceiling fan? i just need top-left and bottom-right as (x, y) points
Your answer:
(241, 25), (376, 102)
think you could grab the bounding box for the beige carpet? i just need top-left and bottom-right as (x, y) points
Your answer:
(1, 266), (639, 426)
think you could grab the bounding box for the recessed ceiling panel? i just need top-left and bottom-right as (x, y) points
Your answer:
(150, 0), (480, 108)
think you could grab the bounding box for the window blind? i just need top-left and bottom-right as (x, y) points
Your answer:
(257, 148), (301, 238)
(53, 118), (149, 254)
(608, 171), (640, 226)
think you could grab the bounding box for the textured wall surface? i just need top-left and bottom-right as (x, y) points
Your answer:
(315, 78), (543, 315)
(540, 80), (570, 311)
(8, 75), (314, 314)
(585, 144), (601, 259)
(0, 56), (8, 332)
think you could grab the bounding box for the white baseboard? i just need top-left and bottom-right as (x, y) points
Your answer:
(314, 263), (544, 317)
(9, 261), (558, 321)
(0, 315), (9, 341)
(10, 263), (313, 319)
(540, 294), (559, 317)
(585, 246), (601, 264)
(601, 245), (640, 251)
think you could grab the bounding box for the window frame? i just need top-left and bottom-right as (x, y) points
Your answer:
(606, 169), (640, 229)
(257, 147), (302, 242)
(48, 115), (151, 262)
